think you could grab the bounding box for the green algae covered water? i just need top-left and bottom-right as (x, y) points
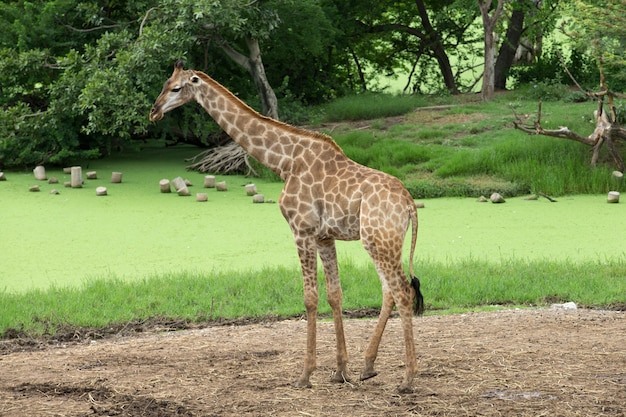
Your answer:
(1, 145), (625, 292)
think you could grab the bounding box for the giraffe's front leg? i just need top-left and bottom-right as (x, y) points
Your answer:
(318, 238), (351, 383)
(292, 236), (319, 389)
(293, 291), (317, 388)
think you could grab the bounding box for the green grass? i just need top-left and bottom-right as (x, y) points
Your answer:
(320, 94), (616, 197)
(317, 92), (431, 122)
(2, 258), (624, 337)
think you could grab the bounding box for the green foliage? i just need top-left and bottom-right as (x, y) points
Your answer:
(559, 0), (626, 91)
(431, 133), (613, 197)
(512, 81), (573, 102)
(405, 177), (528, 199)
(510, 46), (598, 91)
(0, 1), (278, 167)
(264, 0), (342, 103)
(0, 0), (621, 170)
(421, 258), (626, 310)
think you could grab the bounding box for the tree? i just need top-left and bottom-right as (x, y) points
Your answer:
(325, 0), (480, 94)
(0, 0), (292, 167)
(494, 0), (560, 90)
(263, 0), (340, 104)
(561, 0), (626, 90)
(478, 0), (508, 100)
(513, 0), (626, 172)
(218, 38), (278, 119)
(494, 1), (526, 90)
(513, 87), (626, 172)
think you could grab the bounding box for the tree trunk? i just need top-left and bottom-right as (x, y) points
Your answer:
(245, 37), (279, 120)
(482, 30), (497, 100)
(478, 0), (507, 101)
(349, 46), (368, 92)
(494, 5), (525, 90)
(414, 0), (459, 94)
(219, 37), (279, 119)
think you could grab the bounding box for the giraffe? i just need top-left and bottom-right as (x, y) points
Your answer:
(150, 61), (424, 393)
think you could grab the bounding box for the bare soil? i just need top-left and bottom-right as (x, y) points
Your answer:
(1, 309), (625, 417)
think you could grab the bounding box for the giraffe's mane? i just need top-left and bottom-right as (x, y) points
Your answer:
(193, 71), (345, 155)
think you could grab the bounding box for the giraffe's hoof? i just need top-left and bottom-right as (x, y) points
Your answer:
(291, 379), (312, 389)
(359, 370), (378, 381)
(330, 370), (351, 383)
(397, 384), (415, 394)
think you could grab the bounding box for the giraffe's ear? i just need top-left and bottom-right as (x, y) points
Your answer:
(191, 75), (200, 84)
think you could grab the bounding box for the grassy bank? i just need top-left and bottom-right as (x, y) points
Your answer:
(2, 258), (625, 338)
(317, 92), (616, 198)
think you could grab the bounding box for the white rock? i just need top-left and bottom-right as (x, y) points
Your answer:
(551, 301), (577, 310)
(490, 192), (505, 203)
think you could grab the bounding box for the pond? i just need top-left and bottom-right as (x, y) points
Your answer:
(1, 146), (625, 292)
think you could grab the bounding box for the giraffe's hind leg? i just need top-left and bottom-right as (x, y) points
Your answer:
(361, 289), (394, 380)
(318, 238), (351, 383)
(394, 286), (419, 393)
(362, 244), (418, 393)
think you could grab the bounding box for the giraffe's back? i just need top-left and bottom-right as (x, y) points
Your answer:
(280, 154), (414, 243)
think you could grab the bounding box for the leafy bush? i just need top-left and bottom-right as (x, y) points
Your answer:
(510, 46), (597, 90)
(513, 80), (571, 101)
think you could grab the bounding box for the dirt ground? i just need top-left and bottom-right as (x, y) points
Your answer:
(1, 308), (625, 417)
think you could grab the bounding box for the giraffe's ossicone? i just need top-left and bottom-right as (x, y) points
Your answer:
(150, 61), (423, 393)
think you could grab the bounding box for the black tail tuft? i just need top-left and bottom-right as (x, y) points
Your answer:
(411, 276), (424, 316)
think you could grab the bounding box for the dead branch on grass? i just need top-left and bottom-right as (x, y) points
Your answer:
(185, 142), (259, 177)
(511, 58), (626, 172)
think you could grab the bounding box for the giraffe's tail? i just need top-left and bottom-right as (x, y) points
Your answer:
(411, 276), (424, 316)
(408, 202), (424, 316)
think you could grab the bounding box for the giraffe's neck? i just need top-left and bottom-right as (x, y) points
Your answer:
(192, 72), (342, 179)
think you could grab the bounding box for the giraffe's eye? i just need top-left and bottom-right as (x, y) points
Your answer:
(171, 87), (182, 93)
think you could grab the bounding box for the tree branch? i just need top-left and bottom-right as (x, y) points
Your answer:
(139, 7), (159, 36)
(512, 102), (598, 146)
(217, 39), (251, 72)
(61, 22), (128, 33)
(512, 97), (626, 171)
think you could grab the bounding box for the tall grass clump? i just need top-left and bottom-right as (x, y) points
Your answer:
(494, 136), (614, 195)
(2, 258), (625, 338)
(433, 133), (614, 196)
(334, 131), (430, 179)
(319, 92), (429, 122)
(0, 267), (306, 337)
(417, 257), (626, 310)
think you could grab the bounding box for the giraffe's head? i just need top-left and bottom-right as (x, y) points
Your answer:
(149, 61), (200, 122)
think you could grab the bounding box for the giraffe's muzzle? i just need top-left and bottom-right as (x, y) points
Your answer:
(149, 106), (163, 122)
